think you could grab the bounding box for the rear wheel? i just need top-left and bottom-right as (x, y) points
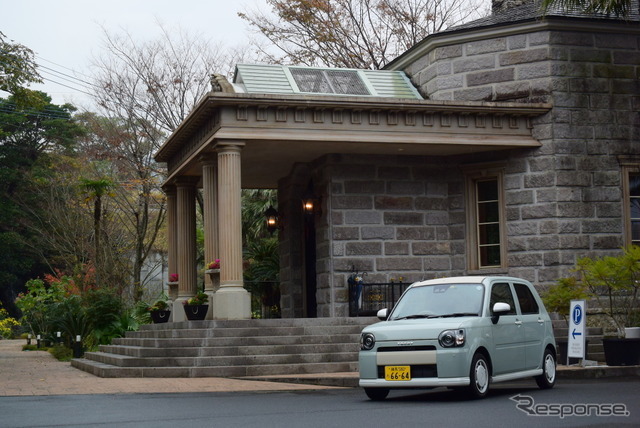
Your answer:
(535, 348), (556, 389)
(364, 387), (389, 401)
(468, 353), (490, 398)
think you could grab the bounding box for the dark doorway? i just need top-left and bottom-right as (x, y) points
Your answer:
(303, 193), (318, 318)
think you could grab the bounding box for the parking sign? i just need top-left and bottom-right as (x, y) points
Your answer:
(568, 300), (586, 359)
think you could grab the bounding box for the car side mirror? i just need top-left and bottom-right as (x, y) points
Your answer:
(491, 302), (511, 324)
(377, 308), (389, 321)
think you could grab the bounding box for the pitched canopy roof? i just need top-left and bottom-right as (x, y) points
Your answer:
(233, 64), (423, 100)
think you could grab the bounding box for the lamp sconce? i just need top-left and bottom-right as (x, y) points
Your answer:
(302, 191), (321, 216)
(265, 205), (282, 234)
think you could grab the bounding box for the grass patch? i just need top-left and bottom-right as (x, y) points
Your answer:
(48, 344), (73, 361)
(22, 344), (73, 361)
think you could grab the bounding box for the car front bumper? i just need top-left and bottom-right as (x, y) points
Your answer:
(359, 377), (470, 388)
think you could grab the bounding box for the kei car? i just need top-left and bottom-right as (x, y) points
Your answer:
(359, 276), (557, 400)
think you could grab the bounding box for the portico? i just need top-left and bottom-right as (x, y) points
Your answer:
(154, 64), (549, 320)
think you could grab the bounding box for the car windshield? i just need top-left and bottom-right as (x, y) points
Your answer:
(389, 283), (485, 320)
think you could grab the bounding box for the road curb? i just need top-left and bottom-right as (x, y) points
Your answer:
(244, 365), (640, 388)
(556, 365), (640, 380)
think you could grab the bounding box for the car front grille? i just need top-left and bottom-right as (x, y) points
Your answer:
(377, 345), (437, 352)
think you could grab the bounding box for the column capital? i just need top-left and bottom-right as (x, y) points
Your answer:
(215, 140), (245, 154)
(162, 183), (176, 195)
(199, 153), (218, 166)
(174, 176), (200, 188)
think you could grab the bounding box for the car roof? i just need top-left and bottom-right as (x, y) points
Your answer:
(409, 276), (532, 288)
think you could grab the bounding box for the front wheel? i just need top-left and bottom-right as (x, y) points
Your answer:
(535, 348), (556, 389)
(364, 388), (389, 401)
(468, 353), (490, 398)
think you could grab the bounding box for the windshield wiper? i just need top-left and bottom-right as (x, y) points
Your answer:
(437, 312), (479, 318)
(393, 314), (436, 320)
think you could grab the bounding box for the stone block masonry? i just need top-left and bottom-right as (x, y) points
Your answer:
(312, 154), (467, 316)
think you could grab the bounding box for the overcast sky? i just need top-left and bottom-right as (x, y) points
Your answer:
(1, 0), (268, 108)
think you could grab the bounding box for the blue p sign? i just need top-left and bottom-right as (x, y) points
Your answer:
(572, 304), (582, 325)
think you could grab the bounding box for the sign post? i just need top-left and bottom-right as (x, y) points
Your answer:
(568, 300), (586, 365)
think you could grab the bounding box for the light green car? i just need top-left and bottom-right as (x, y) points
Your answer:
(359, 276), (557, 400)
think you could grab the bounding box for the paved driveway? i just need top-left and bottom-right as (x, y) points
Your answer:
(0, 340), (339, 396)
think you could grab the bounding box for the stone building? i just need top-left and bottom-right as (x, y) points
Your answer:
(154, 1), (640, 320)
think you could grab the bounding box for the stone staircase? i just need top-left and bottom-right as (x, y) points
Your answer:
(71, 317), (378, 378)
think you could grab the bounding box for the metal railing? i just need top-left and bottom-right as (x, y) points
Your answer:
(349, 280), (409, 317)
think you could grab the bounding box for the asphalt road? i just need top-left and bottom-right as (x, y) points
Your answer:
(1, 379), (639, 428)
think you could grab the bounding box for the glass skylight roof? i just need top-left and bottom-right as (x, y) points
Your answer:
(233, 64), (422, 100)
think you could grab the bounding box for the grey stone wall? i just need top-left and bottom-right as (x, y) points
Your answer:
(277, 164), (312, 318)
(310, 154), (468, 317)
(403, 24), (640, 285)
(278, 22), (639, 318)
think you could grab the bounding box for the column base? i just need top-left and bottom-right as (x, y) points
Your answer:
(172, 298), (189, 322)
(204, 291), (215, 320)
(212, 288), (251, 320)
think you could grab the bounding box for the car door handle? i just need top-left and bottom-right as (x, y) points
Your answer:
(515, 320), (522, 326)
(538, 318), (545, 324)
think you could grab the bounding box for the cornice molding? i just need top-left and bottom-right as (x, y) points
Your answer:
(386, 16), (640, 71)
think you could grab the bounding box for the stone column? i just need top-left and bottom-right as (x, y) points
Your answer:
(173, 177), (199, 322)
(164, 185), (179, 321)
(212, 142), (251, 319)
(201, 154), (219, 319)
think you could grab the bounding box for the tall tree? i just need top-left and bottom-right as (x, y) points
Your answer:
(0, 93), (84, 314)
(89, 25), (246, 300)
(79, 177), (114, 284)
(239, 0), (488, 69)
(76, 113), (166, 301)
(0, 32), (43, 108)
(92, 24), (240, 135)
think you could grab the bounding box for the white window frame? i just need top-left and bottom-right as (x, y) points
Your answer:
(464, 165), (507, 271)
(622, 164), (640, 247)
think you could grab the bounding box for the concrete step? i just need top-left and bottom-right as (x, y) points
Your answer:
(126, 324), (367, 339)
(99, 342), (358, 358)
(73, 317), (374, 378)
(111, 333), (360, 348)
(140, 317), (377, 331)
(70, 358), (358, 378)
(84, 350), (358, 368)
(553, 327), (603, 338)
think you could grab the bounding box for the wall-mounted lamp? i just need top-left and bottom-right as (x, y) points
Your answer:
(302, 190), (321, 216)
(265, 205), (280, 234)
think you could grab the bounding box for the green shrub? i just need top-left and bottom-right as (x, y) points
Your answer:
(541, 277), (589, 321)
(0, 306), (20, 339)
(48, 344), (73, 361)
(556, 246), (640, 335)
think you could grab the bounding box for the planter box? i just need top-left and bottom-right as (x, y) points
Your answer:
(184, 305), (208, 321)
(625, 327), (640, 339)
(603, 338), (640, 366)
(150, 310), (171, 323)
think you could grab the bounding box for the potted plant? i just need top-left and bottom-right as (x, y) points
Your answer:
(558, 246), (640, 365)
(183, 291), (209, 321)
(148, 300), (171, 324)
(206, 259), (220, 272)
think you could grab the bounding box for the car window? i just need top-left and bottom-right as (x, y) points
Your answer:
(489, 282), (517, 315)
(514, 283), (540, 314)
(389, 283), (484, 319)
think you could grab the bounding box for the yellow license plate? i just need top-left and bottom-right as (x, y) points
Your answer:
(385, 366), (411, 381)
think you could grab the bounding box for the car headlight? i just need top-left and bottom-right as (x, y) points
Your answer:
(438, 329), (465, 348)
(360, 332), (376, 350)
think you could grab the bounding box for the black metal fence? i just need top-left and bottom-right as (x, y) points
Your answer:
(348, 280), (410, 317)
